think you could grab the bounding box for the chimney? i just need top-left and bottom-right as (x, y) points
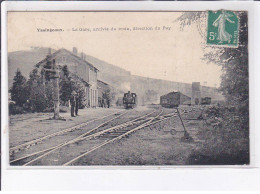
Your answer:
(73, 47), (77, 56)
(81, 52), (84, 59)
(191, 82), (201, 105)
(83, 53), (86, 60)
(48, 48), (52, 55)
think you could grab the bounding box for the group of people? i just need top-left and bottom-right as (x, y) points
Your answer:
(99, 98), (110, 108)
(70, 91), (112, 118)
(70, 91), (79, 117)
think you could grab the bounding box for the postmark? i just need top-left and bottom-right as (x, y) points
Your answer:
(207, 10), (239, 47)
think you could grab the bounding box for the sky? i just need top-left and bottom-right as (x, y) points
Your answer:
(8, 12), (222, 87)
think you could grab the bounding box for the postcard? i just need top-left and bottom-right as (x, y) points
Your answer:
(5, 10), (251, 167)
(3, 0), (260, 191)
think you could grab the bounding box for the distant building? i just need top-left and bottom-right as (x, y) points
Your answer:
(116, 97), (124, 107)
(98, 80), (110, 97)
(36, 47), (99, 107)
(160, 91), (191, 108)
(191, 82), (201, 105)
(97, 80), (111, 107)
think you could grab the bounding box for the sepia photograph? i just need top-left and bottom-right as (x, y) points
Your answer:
(7, 11), (249, 166)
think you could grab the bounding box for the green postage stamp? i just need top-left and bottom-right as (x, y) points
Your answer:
(207, 10), (239, 47)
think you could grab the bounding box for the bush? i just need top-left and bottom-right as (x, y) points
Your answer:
(9, 104), (25, 115)
(59, 106), (68, 113)
(187, 105), (249, 165)
(43, 106), (68, 113)
(10, 69), (28, 106)
(42, 107), (54, 113)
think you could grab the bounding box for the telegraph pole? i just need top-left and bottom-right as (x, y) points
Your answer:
(52, 59), (60, 119)
(43, 58), (60, 120)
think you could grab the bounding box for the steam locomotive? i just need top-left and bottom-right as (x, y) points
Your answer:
(123, 91), (137, 109)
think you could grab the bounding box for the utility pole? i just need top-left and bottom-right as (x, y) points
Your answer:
(52, 59), (60, 119)
(43, 58), (60, 120)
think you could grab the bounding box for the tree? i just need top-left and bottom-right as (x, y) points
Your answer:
(222, 13), (248, 131)
(27, 68), (49, 112)
(60, 65), (73, 104)
(73, 79), (88, 108)
(62, 65), (69, 77)
(178, 12), (249, 164)
(10, 69), (28, 106)
(178, 12), (249, 131)
(102, 89), (111, 108)
(43, 57), (54, 81)
(102, 89), (111, 101)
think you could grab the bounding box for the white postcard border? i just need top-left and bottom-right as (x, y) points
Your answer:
(1, 1), (260, 190)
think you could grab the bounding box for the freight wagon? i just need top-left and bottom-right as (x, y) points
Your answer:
(160, 91), (191, 108)
(201, 97), (211, 105)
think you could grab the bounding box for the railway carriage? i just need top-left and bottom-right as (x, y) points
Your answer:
(201, 97), (211, 105)
(160, 91), (191, 108)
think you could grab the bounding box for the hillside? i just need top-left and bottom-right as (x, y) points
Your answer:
(131, 75), (224, 105)
(8, 48), (224, 104)
(8, 47), (51, 88)
(8, 48), (131, 92)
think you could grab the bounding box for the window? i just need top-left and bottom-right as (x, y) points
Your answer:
(61, 56), (66, 62)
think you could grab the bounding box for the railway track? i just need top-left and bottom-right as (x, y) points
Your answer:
(63, 109), (165, 166)
(11, 109), (177, 166)
(20, 110), (157, 166)
(10, 110), (128, 164)
(10, 109), (154, 165)
(9, 110), (125, 154)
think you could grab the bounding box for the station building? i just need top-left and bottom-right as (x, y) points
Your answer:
(97, 80), (111, 107)
(36, 47), (99, 107)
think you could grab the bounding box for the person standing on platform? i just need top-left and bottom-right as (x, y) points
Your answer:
(70, 91), (76, 117)
(101, 98), (105, 108)
(107, 99), (110, 108)
(75, 92), (80, 116)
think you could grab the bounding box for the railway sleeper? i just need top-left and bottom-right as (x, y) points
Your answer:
(104, 134), (124, 137)
(102, 134), (129, 139)
(99, 133), (125, 138)
(112, 130), (131, 133)
(108, 132), (128, 135)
